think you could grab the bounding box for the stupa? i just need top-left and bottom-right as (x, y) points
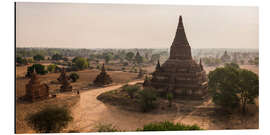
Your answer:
(59, 68), (72, 92)
(150, 16), (208, 97)
(93, 64), (113, 86)
(25, 69), (49, 102)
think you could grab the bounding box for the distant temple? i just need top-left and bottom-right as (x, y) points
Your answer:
(25, 69), (49, 102)
(93, 64), (113, 86)
(149, 16), (208, 97)
(59, 68), (72, 92)
(221, 51), (231, 63)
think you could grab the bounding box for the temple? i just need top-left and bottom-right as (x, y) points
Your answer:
(149, 16), (208, 97)
(93, 64), (113, 86)
(25, 69), (49, 102)
(59, 68), (73, 92)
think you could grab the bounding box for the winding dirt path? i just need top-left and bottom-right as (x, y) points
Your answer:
(65, 80), (226, 132)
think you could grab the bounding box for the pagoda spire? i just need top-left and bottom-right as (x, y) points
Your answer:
(169, 16), (192, 60)
(101, 63), (105, 72)
(172, 16), (189, 46)
(199, 58), (203, 70)
(155, 59), (161, 70)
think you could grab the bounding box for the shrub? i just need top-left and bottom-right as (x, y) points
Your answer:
(47, 64), (57, 73)
(16, 56), (28, 65)
(26, 64), (48, 77)
(26, 106), (73, 133)
(123, 85), (140, 99)
(137, 121), (202, 131)
(33, 54), (45, 61)
(139, 87), (157, 112)
(69, 72), (79, 82)
(96, 123), (119, 132)
(52, 53), (63, 60)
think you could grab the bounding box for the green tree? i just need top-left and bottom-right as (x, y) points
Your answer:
(254, 57), (259, 66)
(167, 92), (173, 107)
(33, 54), (45, 61)
(208, 63), (259, 113)
(47, 64), (57, 73)
(104, 53), (113, 64)
(225, 62), (239, 69)
(125, 52), (134, 61)
(238, 69), (259, 113)
(69, 72), (79, 82)
(139, 88), (157, 112)
(72, 57), (89, 70)
(16, 56), (28, 65)
(27, 106), (73, 133)
(26, 64), (48, 77)
(51, 53), (63, 60)
(123, 85), (140, 99)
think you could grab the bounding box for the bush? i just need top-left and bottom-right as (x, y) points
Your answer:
(47, 64), (58, 73)
(26, 106), (73, 133)
(137, 121), (202, 131)
(72, 57), (89, 70)
(16, 56), (28, 65)
(52, 53), (63, 60)
(96, 123), (119, 132)
(69, 72), (79, 82)
(123, 85), (140, 99)
(26, 64), (48, 77)
(33, 54), (45, 61)
(139, 87), (157, 112)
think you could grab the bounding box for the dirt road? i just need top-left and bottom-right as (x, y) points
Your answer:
(65, 80), (257, 132)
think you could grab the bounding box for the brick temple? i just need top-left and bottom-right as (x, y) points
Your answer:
(150, 16), (208, 97)
(25, 69), (49, 102)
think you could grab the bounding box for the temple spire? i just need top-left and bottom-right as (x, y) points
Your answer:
(169, 16), (192, 60)
(173, 16), (189, 46)
(199, 58), (203, 70)
(155, 59), (161, 70)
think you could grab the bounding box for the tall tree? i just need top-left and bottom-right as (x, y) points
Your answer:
(208, 63), (259, 113)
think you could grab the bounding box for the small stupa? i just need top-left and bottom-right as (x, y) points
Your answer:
(93, 64), (113, 86)
(59, 68), (72, 92)
(25, 69), (49, 102)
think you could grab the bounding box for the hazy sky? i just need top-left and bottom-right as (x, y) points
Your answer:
(16, 2), (258, 49)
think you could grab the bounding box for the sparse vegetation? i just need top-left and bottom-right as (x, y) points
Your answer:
(96, 123), (120, 132)
(139, 87), (158, 112)
(123, 85), (140, 99)
(137, 121), (202, 131)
